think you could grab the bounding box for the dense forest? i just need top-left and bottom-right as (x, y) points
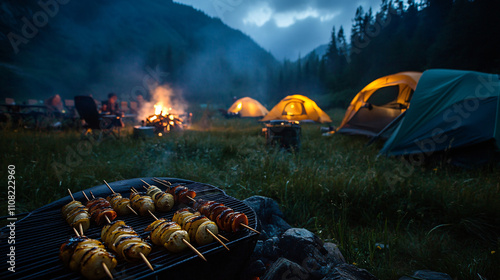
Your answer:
(272, 0), (500, 108)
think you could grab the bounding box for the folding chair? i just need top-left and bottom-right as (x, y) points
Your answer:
(5, 98), (15, 105)
(74, 96), (121, 140)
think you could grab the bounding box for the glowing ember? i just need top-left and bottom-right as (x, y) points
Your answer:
(144, 102), (184, 135)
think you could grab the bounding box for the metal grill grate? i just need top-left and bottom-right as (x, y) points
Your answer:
(0, 178), (259, 280)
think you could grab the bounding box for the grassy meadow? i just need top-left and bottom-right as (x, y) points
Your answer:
(1, 109), (499, 279)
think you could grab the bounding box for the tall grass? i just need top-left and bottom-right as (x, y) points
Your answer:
(1, 110), (499, 279)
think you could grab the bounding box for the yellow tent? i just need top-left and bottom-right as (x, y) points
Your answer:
(337, 72), (422, 137)
(261, 94), (332, 123)
(227, 97), (269, 117)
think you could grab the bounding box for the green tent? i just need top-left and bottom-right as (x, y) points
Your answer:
(380, 69), (500, 160)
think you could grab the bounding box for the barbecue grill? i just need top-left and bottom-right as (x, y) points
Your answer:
(0, 178), (259, 280)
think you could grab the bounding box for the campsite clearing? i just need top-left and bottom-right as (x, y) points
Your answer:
(1, 110), (498, 279)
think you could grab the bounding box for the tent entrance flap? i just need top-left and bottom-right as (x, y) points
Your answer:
(261, 94), (332, 123)
(283, 101), (306, 116)
(337, 72), (422, 137)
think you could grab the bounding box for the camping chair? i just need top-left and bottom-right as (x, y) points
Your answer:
(5, 98), (15, 105)
(74, 96), (121, 140)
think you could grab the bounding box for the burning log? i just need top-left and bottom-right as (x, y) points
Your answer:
(143, 104), (183, 135)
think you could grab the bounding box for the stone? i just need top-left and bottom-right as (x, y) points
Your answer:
(398, 270), (452, 280)
(244, 196), (285, 220)
(279, 228), (331, 278)
(270, 214), (292, 232)
(322, 264), (378, 280)
(323, 242), (346, 266)
(262, 238), (281, 261)
(279, 228), (326, 258)
(239, 259), (267, 279)
(244, 196), (292, 238)
(262, 257), (311, 280)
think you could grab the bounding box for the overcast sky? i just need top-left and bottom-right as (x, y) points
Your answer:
(174, 0), (381, 60)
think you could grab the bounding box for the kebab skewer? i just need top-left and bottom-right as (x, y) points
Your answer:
(81, 191), (154, 271)
(81, 191), (118, 225)
(101, 218), (154, 271)
(139, 179), (174, 212)
(144, 210), (207, 261)
(60, 230), (117, 279)
(62, 189), (91, 236)
(172, 208), (229, 251)
(149, 178), (196, 205)
(129, 188), (156, 216)
(192, 199), (259, 234)
(103, 180), (138, 215)
(151, 178), (259, 234)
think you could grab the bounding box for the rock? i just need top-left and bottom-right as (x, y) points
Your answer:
(322, 264), (378, 280)
(262, 258), (311, 280)
(323, 242), (346, 266)
(262, 238), (281, 261)
(244, 196), (285, 219)
(244, 196), (291, 238)
(399, 270), (452, 280)
(270, 214), (292, 230)
(280, 228), (325, 250)
(279, 228), (326, 260)
(279, 228), (331, 278)
(239, 259), (267, 279)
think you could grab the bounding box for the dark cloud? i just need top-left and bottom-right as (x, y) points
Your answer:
(174, 0), (381, 59)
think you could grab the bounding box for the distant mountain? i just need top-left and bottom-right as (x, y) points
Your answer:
(301, 44), (328, 61)
(0, 0), (278, 103)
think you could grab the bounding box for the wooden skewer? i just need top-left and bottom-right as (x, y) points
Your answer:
(186, 196), (196, 203)
(124, 202), (137, 215)
(89, 191), (96, 199)
(142, 185), (148, 190)
(102, 262), (114, 279)
(140, 179), (152, 187)
(103, 180), (115, 193)
(131, 187), (139, 193)
(152, 178), (172, 188)
(140, 252), (154, 271)
(73, 227), (80, 237)
(104, 180), (138, 215)
(147, 210), (207, 262)
(82, 191), (90, 201)
(105, 215), (111, 224)
(207, 229), (229, 251)
(79, 223), (84, 237)
(154, 177), (172, 185)
(148, 210), (158, 221)
(217, 234), (230, 242)
(127, 205), (138, 215)
(68, 189), (75, 201)
(182, 239), (207, 262)
(240, 223), (260, 234)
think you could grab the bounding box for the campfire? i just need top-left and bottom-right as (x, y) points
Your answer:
(143, 103), (183, 135)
